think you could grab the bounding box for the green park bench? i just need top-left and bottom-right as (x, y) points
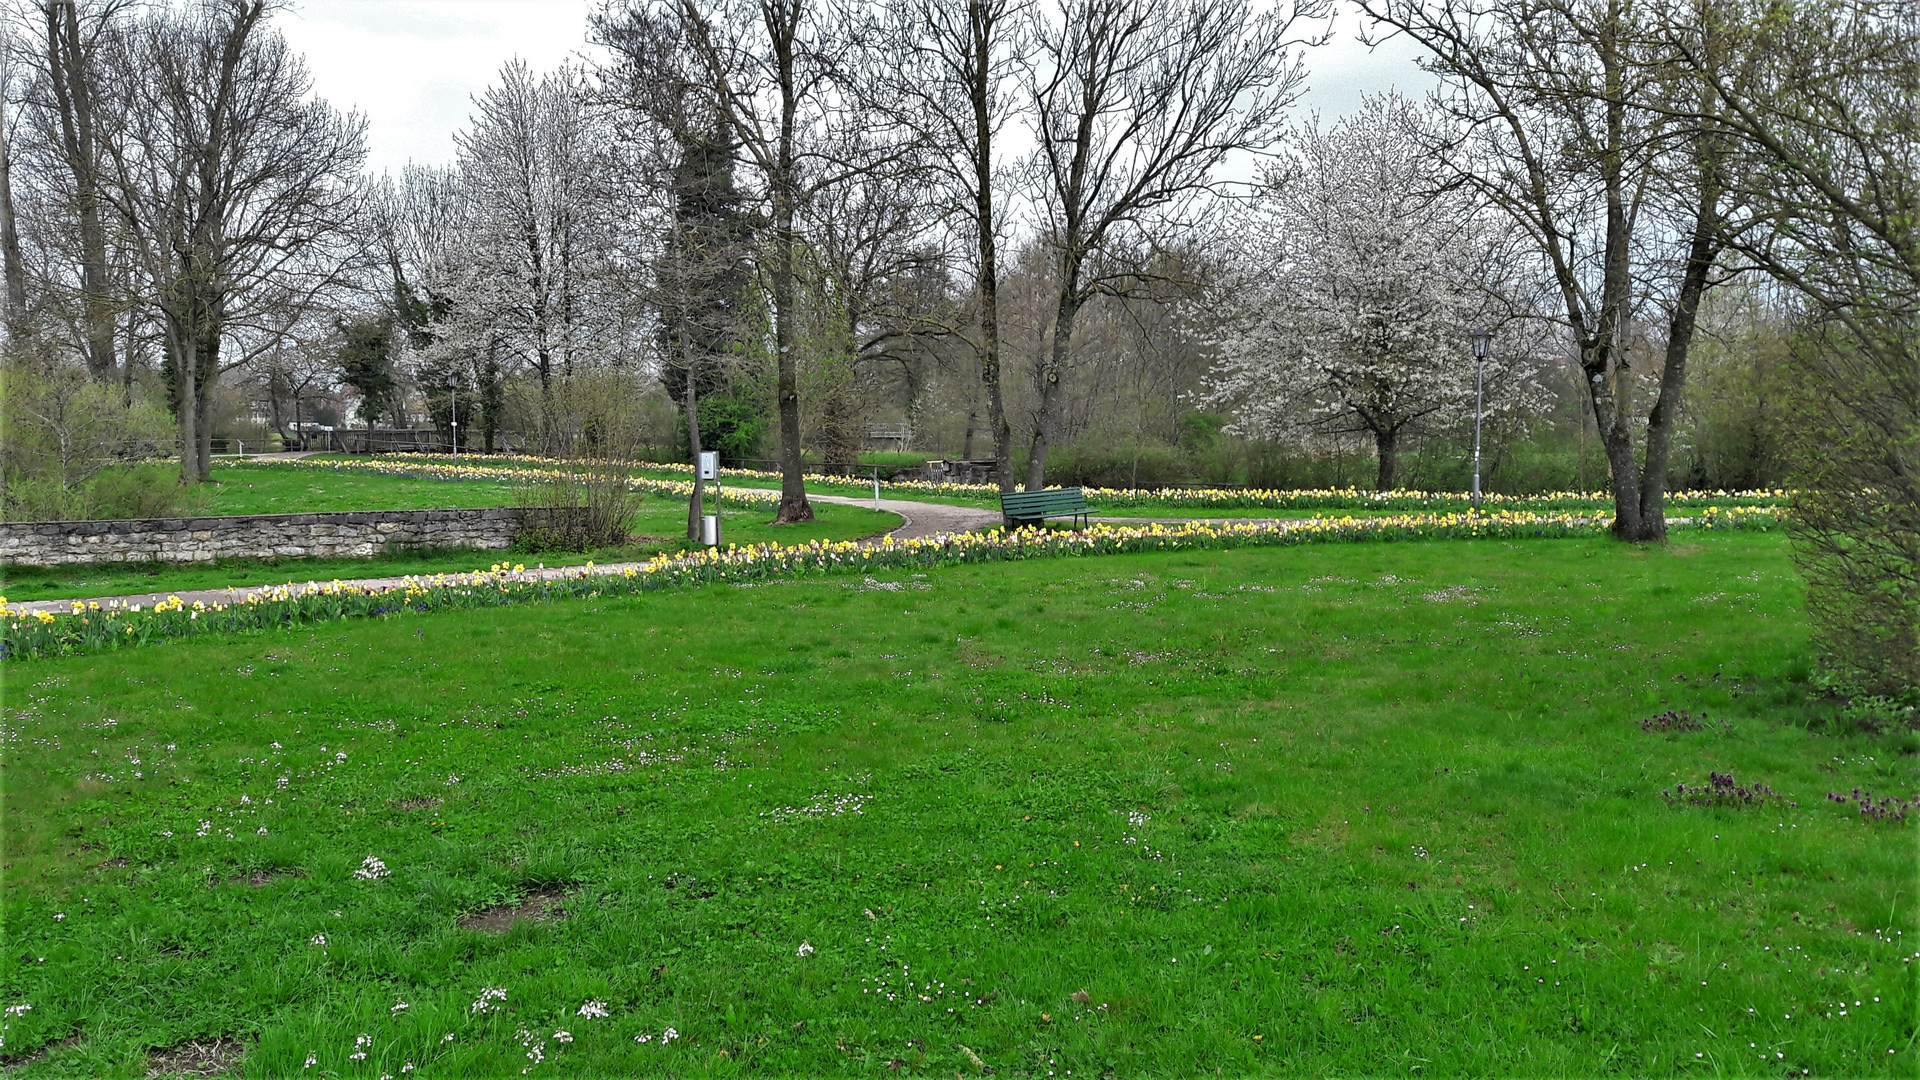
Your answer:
(1000, 487), (1099, 530)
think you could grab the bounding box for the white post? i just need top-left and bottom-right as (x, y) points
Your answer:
(873, 466), (880, 511)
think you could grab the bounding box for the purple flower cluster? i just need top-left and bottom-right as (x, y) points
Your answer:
(1826, 788), (1918, 822)
(1665, 772), (1791, 809)
(1638, 709), (1732, 734)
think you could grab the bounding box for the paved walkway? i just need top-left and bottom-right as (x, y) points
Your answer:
(6, 491), (1006, 616)
(5, 490), (1457, 617)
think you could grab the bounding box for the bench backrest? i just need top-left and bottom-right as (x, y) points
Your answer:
(1001, 487), (1087, 515)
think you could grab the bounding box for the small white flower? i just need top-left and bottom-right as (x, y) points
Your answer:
(796, 940), (815, 957)
(552, 1030), (573, 1043)
(353, 855), (389, 881)
(391, 1001), (409, 1014)
(2, 1004), (31, 1019)
(661, 1027), (679, 1044)
(576, 1000), (610, 1019)
(310, 933), (327, 947)
(257, 827), (268, 836)
(303, 1053), (317, 1069)
(470, 987), (508, 1015)
(52, 913), (65, 922)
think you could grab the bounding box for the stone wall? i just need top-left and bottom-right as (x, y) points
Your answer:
(0, 508), (531, 567)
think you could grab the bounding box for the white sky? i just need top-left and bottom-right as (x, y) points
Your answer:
(281, 0), (1434, 177)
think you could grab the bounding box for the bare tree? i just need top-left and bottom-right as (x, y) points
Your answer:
(660, 0), (873, 524)
(0, 17), (29, 341)
(1360, 0), (1748, 540)
(1019, 0), (1328, 490)
(888, 0), (1031, 490)
(98, 0), (366, 482)
(31, 0), (127, 382)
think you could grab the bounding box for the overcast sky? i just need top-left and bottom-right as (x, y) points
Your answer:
(280, 0), (1436, 177)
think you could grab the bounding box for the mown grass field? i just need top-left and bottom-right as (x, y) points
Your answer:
(2, 532), (1914, 1076)
(0, 464), (898, 603)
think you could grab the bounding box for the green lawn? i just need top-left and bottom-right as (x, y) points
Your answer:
(2, 533), (1913, 1077)
(1, 481), (899, 602)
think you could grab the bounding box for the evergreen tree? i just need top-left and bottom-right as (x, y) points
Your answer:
(658, 123), (761, 462)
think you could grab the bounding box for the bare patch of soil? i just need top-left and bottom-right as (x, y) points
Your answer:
(144, 1038), (246, 1077)
(220, 868), (303, 889)
(457, 889), (568, 934)
(98, 857), (130, 868)
(392, 796), (441, 811)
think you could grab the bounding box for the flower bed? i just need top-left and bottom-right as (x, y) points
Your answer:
(0, 506), (1784, 661)
(262, 456), (783, 506)
(362, 452), (1788, 512)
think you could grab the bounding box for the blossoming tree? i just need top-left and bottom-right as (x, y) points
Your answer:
(1205, 93), (1548, 491)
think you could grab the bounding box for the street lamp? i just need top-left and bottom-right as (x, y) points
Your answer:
(446, 371), (459, 461)
(1469, 328), (1492, 513)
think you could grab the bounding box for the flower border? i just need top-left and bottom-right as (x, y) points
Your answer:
(1, 507), (1783, 662)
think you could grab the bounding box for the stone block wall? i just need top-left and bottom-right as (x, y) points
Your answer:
(0, 508), (531, 567)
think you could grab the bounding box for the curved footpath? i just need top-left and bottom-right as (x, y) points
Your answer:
(3, 491), (1340, 616)
(4, 493), (1001, 616)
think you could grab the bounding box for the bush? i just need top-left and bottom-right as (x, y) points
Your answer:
(1785, 317), (1919, 697)
(512, 471), (641, 553)
(1, 363), (187, 521)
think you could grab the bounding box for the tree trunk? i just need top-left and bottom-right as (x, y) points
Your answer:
(684, 330), (705, 543)
(173, 328), (198, 486)
(771, 35), (812, 525)
(0, 111), (26, 341)
(1025, 289), (1079, 491)
(46, 0), (116, 383)
(1374, 427), (1399, 491)
(959, 0), (1014, 494)
(1637, 182), (1721, 542)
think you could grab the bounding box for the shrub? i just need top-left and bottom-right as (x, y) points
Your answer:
(1784, 317), (1919, 697)
(512, 471), (640, 552)
(1, 363), (187, 521)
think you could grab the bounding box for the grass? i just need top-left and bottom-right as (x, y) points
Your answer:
(2, 532), (1914, 1077)
(1, 473), (898, 602)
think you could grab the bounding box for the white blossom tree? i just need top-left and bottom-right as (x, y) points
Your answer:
(1205, 94), (1548, 491)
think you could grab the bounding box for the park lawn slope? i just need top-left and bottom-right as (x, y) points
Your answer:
(0, 532), (1913, 1076)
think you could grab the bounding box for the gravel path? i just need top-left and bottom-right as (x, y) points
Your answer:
(6, 492), (1002, 615)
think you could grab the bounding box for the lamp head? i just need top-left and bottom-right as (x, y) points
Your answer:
(1470, 328), (1492, 360)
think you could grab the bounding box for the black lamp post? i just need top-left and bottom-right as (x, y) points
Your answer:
(1469, 329), (1492, 512)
